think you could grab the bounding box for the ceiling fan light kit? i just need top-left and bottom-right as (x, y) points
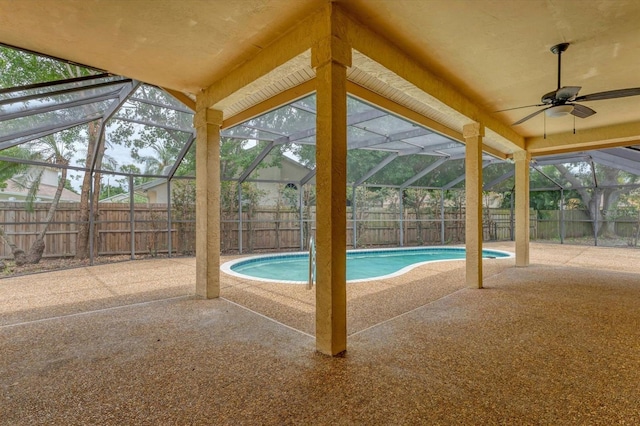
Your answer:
(545, 104), (574, 117)
(504, 42), (640, 127)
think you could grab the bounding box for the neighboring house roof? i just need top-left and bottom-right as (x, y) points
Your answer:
(98, 192), (131, 203)
(1, 178), (81, 202)
(136, 178), (166, 192)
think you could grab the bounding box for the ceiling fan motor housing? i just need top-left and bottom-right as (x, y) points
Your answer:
(541, 91), (558, 104)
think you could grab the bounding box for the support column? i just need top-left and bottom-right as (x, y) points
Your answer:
(194, 107), (223, 298)
(312, 12), (351, 356)
(463, 123), (484, 289)
(514, 149), (531, 267)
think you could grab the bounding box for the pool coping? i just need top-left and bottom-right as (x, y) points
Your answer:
(220, 246), (514, 285)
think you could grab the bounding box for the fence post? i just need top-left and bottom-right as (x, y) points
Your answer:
(238, 184), (243, 254)
(440, 189), (445, 244)
(594, 188), (599, 247)
(352, 185), (357, 249)
(129, 175), (135, 260)
(167, 178), (172, 258)
(299, 185), (304, 250)
(399, 188), (404, 247)
(510, 190), (514, 241)
(560, 189), (565, 244)
(89, 173), (95, 265)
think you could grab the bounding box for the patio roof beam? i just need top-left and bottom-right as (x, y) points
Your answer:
(589, 158), (599, 188)
(531, 164), (564, 189)
(590, 151), (640, 176)
(110, 116), (192, 134)
(347, 127), (433, 150)
(353, 153), (399, 187)
(400, 156), (449, 189)
(442, 160), (493, 190)
(90, 80), (142, 175)
(397, 148), (441, 156)
(483, 169), (515, 191)
(99, 80), (142, 129)
(604, 147), (640, 162)
(344, 8), (524, 151)
(533, 155), (590, 166)
(0, 90), (121, 123)
(300, 168), (316, 186)
(238, 124), (289, 139)
(167, 132), (196, 180)
(238, 141), (276, 183)
(395, 141), (464, 156)
(288, 102), (316, 115)
(0, 78), (131, 107)
(220, 134), (275, 143)
(274, 126), (317, 145)
(0, 115), (100, 146)
(347, 109), (389, 126)
(128, 96), (194, 115)
(0, 154), (166, 179)
(246, 108), (390, 148)
(0, 72), (111, 95)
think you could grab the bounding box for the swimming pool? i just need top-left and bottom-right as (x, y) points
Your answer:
(221, 246), (513, 284)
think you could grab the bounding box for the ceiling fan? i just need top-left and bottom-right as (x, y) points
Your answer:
(503, 43), (640, 126)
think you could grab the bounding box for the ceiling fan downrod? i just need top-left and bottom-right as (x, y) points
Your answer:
(551, 43), (570, 90)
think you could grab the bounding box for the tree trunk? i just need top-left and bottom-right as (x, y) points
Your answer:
(0, 228), (28, 266)
(76, 121), (103, 259)
(602, 192), (621, 237)
(555, 165), (625, 238)
(26, 163), (68, 264)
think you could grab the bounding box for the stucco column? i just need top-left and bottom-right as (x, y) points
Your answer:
(463, 122), (484, 289)
(311, 15), (351, 356)
(514, 149), (530, 267)
(194, 107), (223, 298)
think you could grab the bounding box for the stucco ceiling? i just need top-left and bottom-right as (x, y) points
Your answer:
(1, 0), (640, 146)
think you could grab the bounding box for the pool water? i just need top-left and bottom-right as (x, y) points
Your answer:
(222, 247), (512, 283)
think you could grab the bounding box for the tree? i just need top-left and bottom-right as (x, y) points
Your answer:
(0, 45), (106, 260)
(0, 147), (31, 189)
(0, 133), (73, 264)
(554, 163), (640, 237)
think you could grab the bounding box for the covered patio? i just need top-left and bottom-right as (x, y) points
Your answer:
(3, 1), (640, 356)
(2, 242), (640, 423)
(1, 0), (640, 422)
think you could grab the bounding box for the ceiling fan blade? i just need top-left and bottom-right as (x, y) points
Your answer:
(495, 103), (545, 113)
(575, 88), (640, 102)
(555, 86), (581, 101)
(512, 106), (552, 126)
(570, 103), (596, 119)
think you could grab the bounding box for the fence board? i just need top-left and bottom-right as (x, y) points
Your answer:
(2, 201), (638, 259)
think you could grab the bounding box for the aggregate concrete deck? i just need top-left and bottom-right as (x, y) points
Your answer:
(1, 242), (639, 424)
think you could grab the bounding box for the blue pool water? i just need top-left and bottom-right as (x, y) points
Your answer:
(221, 247), (512, 283)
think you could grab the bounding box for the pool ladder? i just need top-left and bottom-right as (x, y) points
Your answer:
(308, 235), (316, 290)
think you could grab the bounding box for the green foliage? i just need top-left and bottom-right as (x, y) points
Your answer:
(99, 184), (125, 200)
(0, 147), (31, 189)
(0, 46), (93, 88)
(0, 46), (91, 202)
(63, 178), (79, 194)
(109, 85), (193, 176)
(171, 180), (196, 254)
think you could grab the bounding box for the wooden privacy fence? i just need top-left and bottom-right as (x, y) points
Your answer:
(0, 202), (193, 259)
(6, 201), (637, 259)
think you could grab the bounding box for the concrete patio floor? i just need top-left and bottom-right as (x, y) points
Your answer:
(1, 242), (639, 424)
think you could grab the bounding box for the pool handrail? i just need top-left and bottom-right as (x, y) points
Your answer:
(308, 235), (316, 290)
